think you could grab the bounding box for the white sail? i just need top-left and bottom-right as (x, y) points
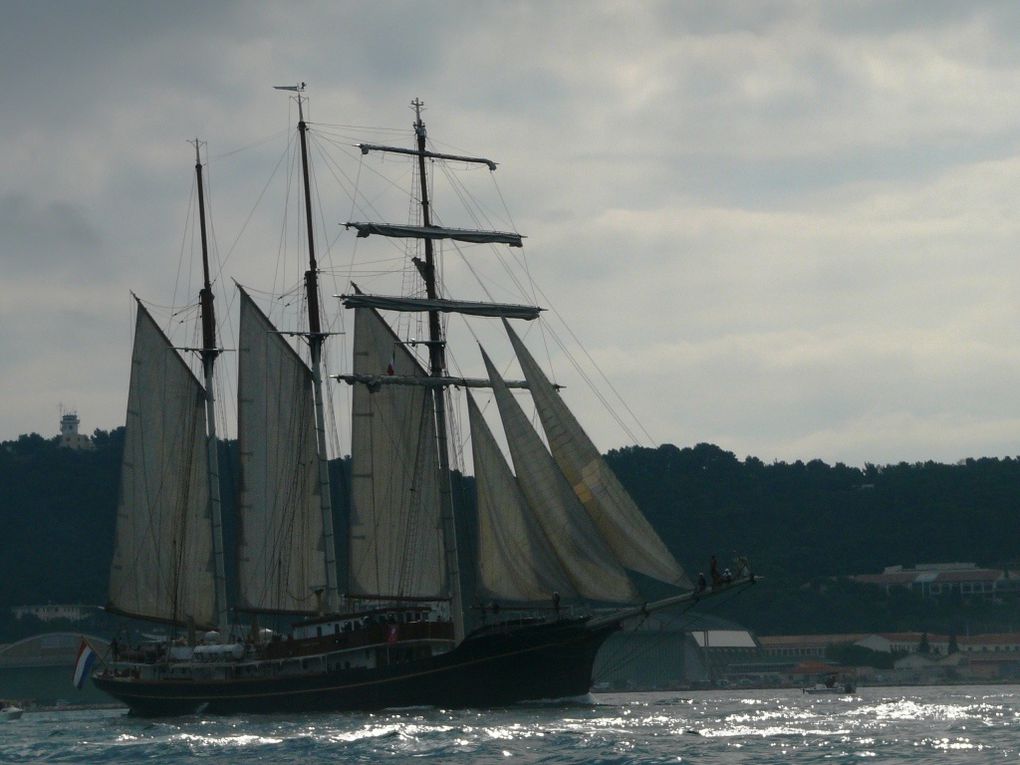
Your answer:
(504, 321), (691, 589)
(236, 288), (327, 613)
(467, 393), (577, 602)
(481, 349), (638, 602)
(348, 307), (446, 598)
(108, 303), (215, 626)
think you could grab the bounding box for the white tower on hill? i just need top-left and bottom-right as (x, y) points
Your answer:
(58, 408), (92, 450)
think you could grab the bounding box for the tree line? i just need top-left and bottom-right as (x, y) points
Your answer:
(2, 432), (1018, 638)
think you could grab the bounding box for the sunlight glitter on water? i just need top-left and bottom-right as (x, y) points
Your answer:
(701, 723), (851, 738)
(917, 736), (987, 752)
(482, 724), (546, 740)
(724, 707), (822, 724)
(321, 722), (453, 743)
(7, 687), (1020, 763)
(174, 732), (284, 747)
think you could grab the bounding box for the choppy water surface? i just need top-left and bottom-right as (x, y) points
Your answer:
(3, 686), (1019, 763)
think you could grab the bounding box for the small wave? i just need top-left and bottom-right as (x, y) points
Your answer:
(517, 693), (597, 707)
(380, 704), (437, 713)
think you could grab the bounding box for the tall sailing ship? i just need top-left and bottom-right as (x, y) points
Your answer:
(93, 91), (753, 716)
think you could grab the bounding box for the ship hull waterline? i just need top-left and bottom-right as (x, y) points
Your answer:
(93, 619), (618, 716)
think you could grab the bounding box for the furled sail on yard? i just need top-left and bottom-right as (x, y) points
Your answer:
(342, 293), (541, 321)
(467, 392), (577, 601)
(236, 288), (326, 613)
(346, 222), (523, 248)
(108, 303), (215, 626)
(481, 349), (638, 602)
(348, 307), (446, 598)
(504, 321), (692, 589)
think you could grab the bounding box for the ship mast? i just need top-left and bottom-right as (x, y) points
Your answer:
(343, 102), (527, 640)
(411, 99), (465, 641)
(291, 85), (340, 614)
(192, 139), (229, 633)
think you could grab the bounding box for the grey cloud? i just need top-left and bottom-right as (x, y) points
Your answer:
(0, 194), (105, 276)
(817, 1), (997, 36)
(5, 1), (1020, 466)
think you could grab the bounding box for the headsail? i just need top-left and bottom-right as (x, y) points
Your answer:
(467, 393), (577, 601)
(348, 306), (446, 598)
(504, 321), (692, 589)
(108, 303), (215, 626)
(236, 288), (327, 613)
(481, 349), (638, 602)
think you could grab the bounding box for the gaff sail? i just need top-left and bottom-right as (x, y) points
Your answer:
(108, 303), (215, 626)
(347, 307), (446, 598)
(236, 288), (327, 614)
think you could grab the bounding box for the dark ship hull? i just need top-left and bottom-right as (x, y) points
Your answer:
(93, 618), (618, 717)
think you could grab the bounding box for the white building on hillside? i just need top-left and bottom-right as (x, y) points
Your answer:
(58, 410), (93, 450)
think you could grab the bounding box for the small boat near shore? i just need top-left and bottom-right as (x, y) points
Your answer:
(803, 674), (856, 695)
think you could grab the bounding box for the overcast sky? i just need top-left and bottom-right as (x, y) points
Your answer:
(5, 1), (1020, 467)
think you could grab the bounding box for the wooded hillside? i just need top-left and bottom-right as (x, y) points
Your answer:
(3, 432), (1017, 637)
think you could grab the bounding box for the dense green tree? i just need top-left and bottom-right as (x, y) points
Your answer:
(4, 434), (1020, 640)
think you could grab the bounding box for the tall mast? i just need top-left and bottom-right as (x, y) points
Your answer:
(412, 99), (465, 642)
(192, 139), (229, 633)
(293, 86), (340, 614)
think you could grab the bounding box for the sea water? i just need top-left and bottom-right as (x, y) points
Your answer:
(2, 686), (1018, 763)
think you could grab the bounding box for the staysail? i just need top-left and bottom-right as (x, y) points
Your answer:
(467, 392), (577, 601)
(481, 349), (638, 602)
(504, 321), (692, 589)
(236, 288), (327, 613)
(348, 307), (446, 598)
(108, 303), (215, 626)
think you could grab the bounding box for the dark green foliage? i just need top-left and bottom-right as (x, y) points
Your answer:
(0, 429), (123, 609)
(604, 444), (1020, 584)
(3, 434), (1020, 640)
(606, 443), (1020, 635)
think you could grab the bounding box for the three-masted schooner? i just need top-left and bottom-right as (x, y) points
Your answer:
(93, 91), (753, 716)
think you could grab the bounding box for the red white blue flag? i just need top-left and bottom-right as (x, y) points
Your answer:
(72, 639), (97, 689)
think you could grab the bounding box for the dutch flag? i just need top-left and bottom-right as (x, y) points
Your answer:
(72, 639), (97, 690)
